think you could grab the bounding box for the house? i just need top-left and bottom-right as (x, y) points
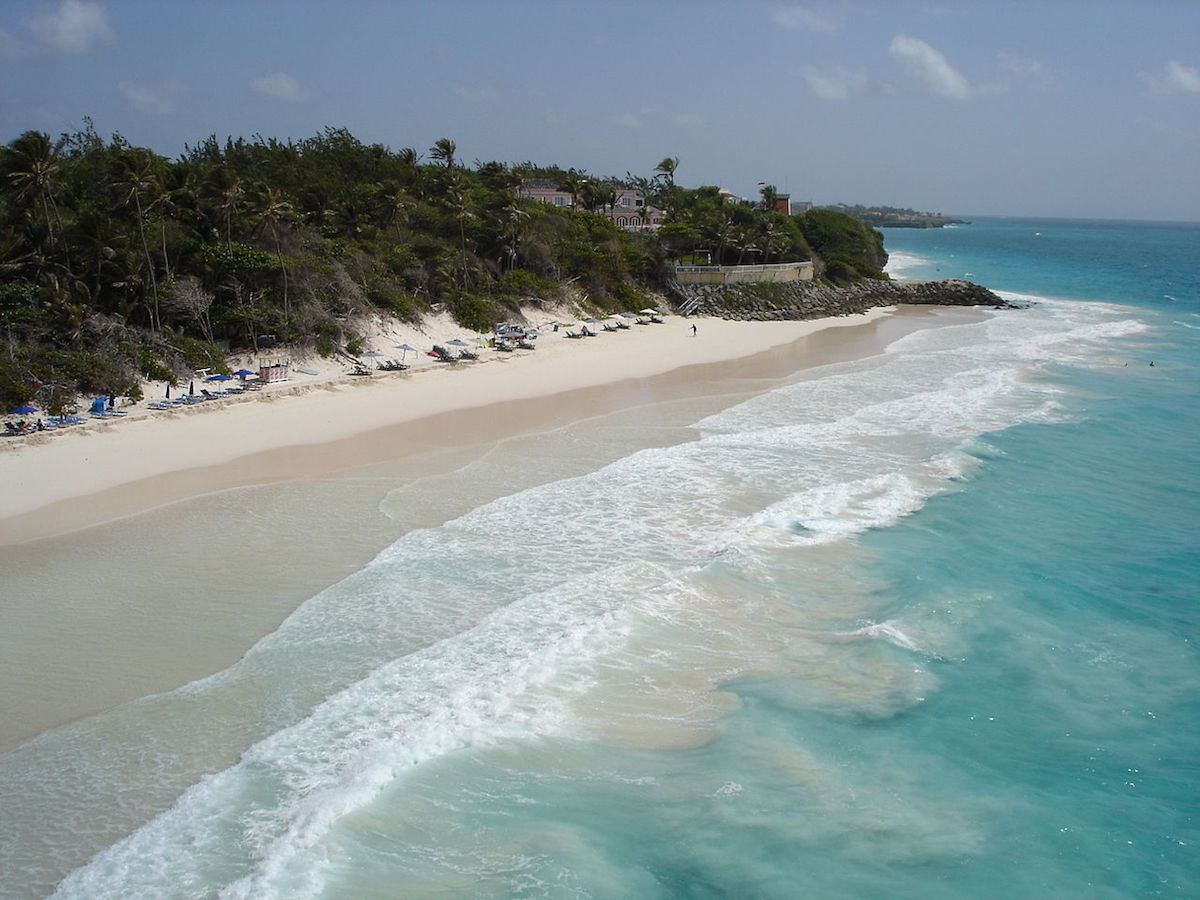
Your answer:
(515, 179), (664, 231)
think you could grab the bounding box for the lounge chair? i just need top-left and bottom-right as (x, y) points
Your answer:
(429, 346), (457, 362)
(456, 348), (479, 360)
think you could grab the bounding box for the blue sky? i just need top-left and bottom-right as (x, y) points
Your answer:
(2, 0), (1198, 221)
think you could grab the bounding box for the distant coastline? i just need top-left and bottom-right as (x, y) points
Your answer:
(820, 204), (969, 229)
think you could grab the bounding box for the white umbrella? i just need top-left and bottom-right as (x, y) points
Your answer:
(394, 343), (416, 361)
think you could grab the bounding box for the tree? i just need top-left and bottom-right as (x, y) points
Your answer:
(759, 184), (779, 212)
(114, 149), (164, 330)
(250, 184), (295, 324)
(654, 156), (679, 188)
(429, 138), (457, 168)
(556, 169), (586, 210)
(4, 131), (66, 251)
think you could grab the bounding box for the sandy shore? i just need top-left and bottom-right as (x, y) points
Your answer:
(0, 305), (996, 752)
(0, 311), (890, 546)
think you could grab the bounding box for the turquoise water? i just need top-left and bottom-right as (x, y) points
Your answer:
(5, 218), (1199, 898)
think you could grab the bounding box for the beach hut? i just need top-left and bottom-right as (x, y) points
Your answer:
(258, 354), (290, 383)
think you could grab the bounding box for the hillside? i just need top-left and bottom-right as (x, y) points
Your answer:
(1, 125), (889, 412)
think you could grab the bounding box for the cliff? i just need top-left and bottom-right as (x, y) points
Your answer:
(672, 279), (1010, 321)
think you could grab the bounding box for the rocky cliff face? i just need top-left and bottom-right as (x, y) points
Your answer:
(673, 279), (1009, 321)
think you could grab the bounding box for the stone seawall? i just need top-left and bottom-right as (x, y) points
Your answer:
(673, 278), (1010, 321)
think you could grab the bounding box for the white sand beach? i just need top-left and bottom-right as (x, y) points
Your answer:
(0, 310), (891, 546)
(0, 305), (995, 752)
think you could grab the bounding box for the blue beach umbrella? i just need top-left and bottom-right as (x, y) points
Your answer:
(233, 369), (255, 377)
(206, 374), (232, 382)
(8, 405), (36, 415)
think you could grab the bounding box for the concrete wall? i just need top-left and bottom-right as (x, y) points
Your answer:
(671, 262), (815, 285)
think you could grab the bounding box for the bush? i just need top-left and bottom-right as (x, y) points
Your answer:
(497, 268), (554, 299)
(448, 292), (497, 333)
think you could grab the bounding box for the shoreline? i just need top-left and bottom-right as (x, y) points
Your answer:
(0, 306), (992, 750)
(1, 309), (910, 547)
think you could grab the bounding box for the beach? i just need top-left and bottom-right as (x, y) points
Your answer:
(2, 303), (998, 899)
(2, 311), (890, 547)
(0, 306), (971, 753)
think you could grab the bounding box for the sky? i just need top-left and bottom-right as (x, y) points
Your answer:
(1, 0), (1198, 221)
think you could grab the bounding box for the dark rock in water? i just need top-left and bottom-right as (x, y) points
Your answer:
(671, 279), (1012, 321)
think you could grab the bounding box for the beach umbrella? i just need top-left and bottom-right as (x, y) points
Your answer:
(620, 312), (638, 319)
(394, 343), (416, 361)
(363, 350), (384, 357)
(446, 339), (469, 347)
(189, 380), (195, 396)
(8, 405), (36, 415)
(165, 384), (171, 399)
(206, 374), (232, 382)
(233, 369), (255, 380)
(639, 308), (658, 315)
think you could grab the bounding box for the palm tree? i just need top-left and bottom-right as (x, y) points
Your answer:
(251, 184), (295, 324)
(5, 131), (65, 252)
(759, 184), (779, 213)
(654, 156), (679, 188)
(429, 138), (457, 168)
(557, 169), (585, 210)
(114, 149), (164, 330)
(491, 202), (528, 271)
(441, 170), (473, 289)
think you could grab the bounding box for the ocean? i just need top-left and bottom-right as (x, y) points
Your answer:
(3, 216), (1198, 898)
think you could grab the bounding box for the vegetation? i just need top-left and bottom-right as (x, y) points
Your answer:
(0, 123), (885, 411)
(818, 203), (967, 229)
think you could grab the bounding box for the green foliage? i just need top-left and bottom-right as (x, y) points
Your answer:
(366, 285), (418, 316)
(169, 334), (229, 373)
(0, 125), (898, 408)
(496, 268), (554, 299)
(795, 209), (888, 279)
(448, 292), (499, 332)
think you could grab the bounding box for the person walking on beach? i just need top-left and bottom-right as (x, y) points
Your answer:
(691, 323), (697, 336)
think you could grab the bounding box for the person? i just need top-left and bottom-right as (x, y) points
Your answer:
(107, 392), (115, 409)
(691, 323), (697, 336)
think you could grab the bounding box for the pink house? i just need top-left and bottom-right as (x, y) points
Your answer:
(515, 180), (664, 231)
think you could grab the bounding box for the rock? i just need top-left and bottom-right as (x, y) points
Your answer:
(669, 278), (1009, 321)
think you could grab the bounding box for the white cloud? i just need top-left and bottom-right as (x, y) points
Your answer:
(119, 79), (188, 115)
(1144, 59), (1200, 94)
(997, 51), (1049, 90)
(888, 34), (971, 99)
(26, 0), (114, 55)
(771, 5), (837, 33)
(251, 71), (312, 103)
(803, 64), (868, 100)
